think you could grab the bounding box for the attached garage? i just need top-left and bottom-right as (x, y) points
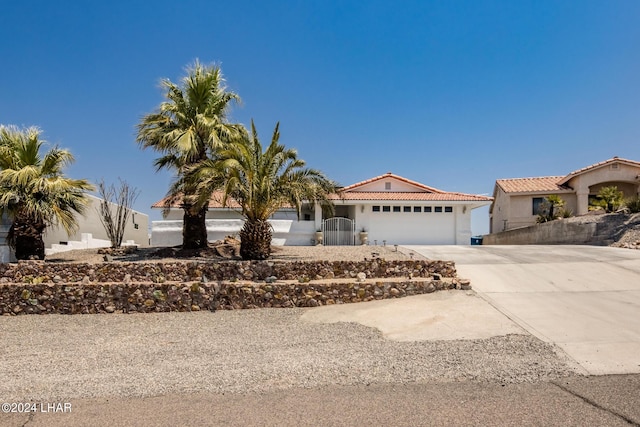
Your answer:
(366, 205), (456, 245)
(327, 173), (493, 245)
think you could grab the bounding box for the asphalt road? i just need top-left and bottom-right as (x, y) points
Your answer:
(405, 245), (640, 375)
(4, 375), (640, 426)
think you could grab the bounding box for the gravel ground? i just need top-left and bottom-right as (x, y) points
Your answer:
(272, 245), (426, 261)
(45, 244), (423, 264)
(0, 308), (578, 402)
(5, 244), (579, 402)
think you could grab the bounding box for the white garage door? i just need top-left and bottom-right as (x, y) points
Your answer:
(367, 209), (455, 245)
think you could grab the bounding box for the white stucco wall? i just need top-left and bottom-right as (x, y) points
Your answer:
(355, 179), (425, 192)
(160, 207), (314, 221)
(44, 195), (149, 248)
(331, 201), (475, 245)
(152, 181), (489, 246)
(151, 218), (316, 247)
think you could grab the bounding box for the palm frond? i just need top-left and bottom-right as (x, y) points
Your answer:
(190, 120), (336, 222)
(136, 60), (244, 236)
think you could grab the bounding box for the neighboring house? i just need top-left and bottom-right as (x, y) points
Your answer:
(151, 172), (492, 246)
(0, 194), (149, 262)
(490, 157), (640, 233)
(44, 194), (150, 251)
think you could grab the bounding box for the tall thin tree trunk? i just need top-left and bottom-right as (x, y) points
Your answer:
(182, 206), (208, 249)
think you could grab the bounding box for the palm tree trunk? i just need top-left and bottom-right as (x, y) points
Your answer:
(10, 215), (46, 260)
(182, 206), (208, 249)
(239, 219), (272, 260)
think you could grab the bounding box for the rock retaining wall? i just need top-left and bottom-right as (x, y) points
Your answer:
(0, 260), (466, 315)
(0, 278), (469, 315)
(0, 259), (456, 284)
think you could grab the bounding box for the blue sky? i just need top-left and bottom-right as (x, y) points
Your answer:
(1, 0), (639, 235)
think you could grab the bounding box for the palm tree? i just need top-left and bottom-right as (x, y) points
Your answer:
(190, 121), (337, 260)
(0, 126), (93, 260)
(136, 60), (243, 249)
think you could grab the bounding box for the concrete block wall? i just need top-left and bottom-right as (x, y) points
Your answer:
(483, 220), (597, 245)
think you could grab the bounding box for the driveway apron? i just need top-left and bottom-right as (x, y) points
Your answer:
(404, 245), (640, 375)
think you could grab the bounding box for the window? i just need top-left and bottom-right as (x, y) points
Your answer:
(393, 206), (401, 212)
(413, 206), (422, 212)
(532, 197), (545, 215)
(424, 207), (432, 213)
(385, 182), (391, 190)
(403, 206), (411, 212)
(444, 206), (453, 213)
(435, 206), (443, 213)
(382, 206), (391, 212)
(372, 206), (381, 212)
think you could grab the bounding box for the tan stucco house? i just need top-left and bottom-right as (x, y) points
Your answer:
(490, 157), (640, 233)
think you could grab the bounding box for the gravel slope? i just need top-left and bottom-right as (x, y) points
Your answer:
(0, 308), (579, 401)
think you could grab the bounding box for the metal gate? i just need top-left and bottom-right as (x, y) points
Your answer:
(322, 217), (355, 245)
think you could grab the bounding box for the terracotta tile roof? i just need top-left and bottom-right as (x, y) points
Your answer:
(495, 176), (568, 194)
(558, 157), (640, 185)
(152, 173), (493, 208)
(495, 157), (640, 194)
(151, 190), (241, 209)
(329, 191), (492, 202)
(341, 172), (444, 193)
(334, 172), (491, 201)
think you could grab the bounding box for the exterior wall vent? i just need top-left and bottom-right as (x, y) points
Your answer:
(385, 182), (391, 190)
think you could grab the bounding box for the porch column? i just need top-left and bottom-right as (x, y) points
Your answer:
(314, 202), (322, 230)
(576, 190), (589, 215)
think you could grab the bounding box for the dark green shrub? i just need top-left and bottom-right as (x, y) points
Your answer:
(624, 196), (640, 213)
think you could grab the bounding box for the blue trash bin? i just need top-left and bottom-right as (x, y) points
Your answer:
(470, 236), (483, 245)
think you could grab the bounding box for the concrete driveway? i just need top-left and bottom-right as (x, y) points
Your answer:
(404, 245), (640, 375)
